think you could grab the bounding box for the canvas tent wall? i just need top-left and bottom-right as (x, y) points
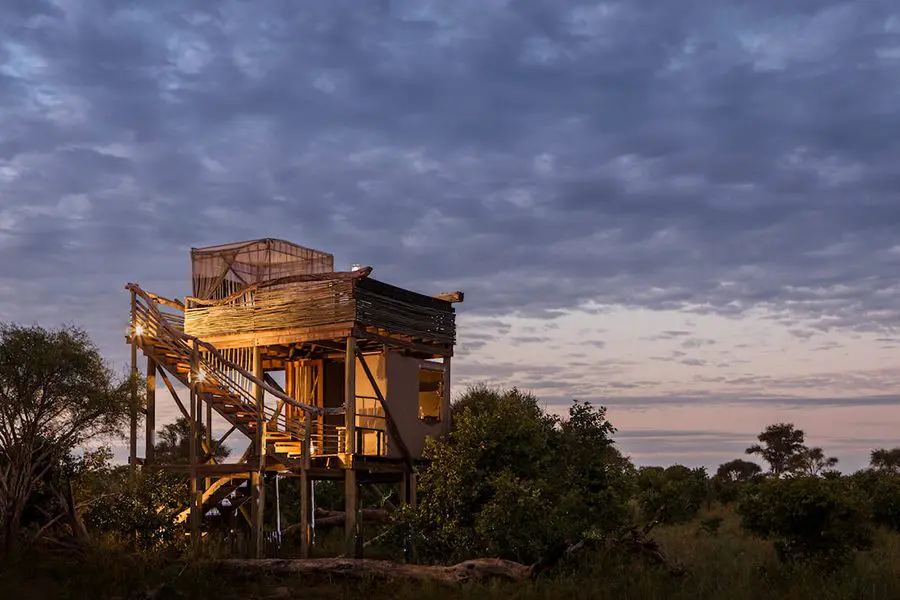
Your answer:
(191, 238), (334, 301)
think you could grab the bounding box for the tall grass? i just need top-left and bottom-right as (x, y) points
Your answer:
(3, 506), (899, 600)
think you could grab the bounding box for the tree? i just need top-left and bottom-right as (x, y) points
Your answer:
(716, 459), (763, 483)
(794, 447), (839, 476)
(745, 423), (806, 477)
(0, 324), (134, 551)
(154, 417), (231, 464)
(713, 459), (763, 504)
(869, 448), (900, 474)
(399, 385), (633, 564)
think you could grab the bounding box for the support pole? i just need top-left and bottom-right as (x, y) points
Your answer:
(145, 358), (156, 465)
(189, 341), (201, 547)
(345, 469), (358, 557)
(344, 337), (357, 458)
(344, 337), (359, 557)
(442, 355), (452, 436)
(205, 389), (213, 489)
(300, 411), (312, 558)
(250, 345), (266, 559)
(129, 290), (138, 474)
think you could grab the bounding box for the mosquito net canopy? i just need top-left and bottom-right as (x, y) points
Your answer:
(190, 238), (335, 300)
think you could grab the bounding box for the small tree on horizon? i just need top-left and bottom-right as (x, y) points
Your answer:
(716, 458), (763, 483)
(870, 448), (900, 474)
(794, 446), (839, 476)
(745, 423), (807, 477)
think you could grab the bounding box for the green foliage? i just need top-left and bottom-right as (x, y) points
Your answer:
(713, 459), (763, 504)
(398, 385), (633, 564)
(0, 323), (134, 551)
(699, 516), (723, 536)
(870, 448), (900, 474)
(745, 423), (806, 477)
(716, 459), (763, 484)
(793, 447), (839, 476)
(737, 476), (873, 570)
(847, 469), (900, 532)
(154, 417), (231, 464)
(636, 465), (709, 524)
(84, 466), (188, 552)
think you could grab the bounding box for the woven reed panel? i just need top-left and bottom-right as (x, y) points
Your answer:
(354, 278), (456, 345)
(184, 279), (355, 338)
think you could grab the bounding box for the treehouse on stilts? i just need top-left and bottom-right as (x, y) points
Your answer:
(125, 238), (462, 557)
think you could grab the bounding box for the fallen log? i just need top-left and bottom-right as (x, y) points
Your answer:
(213, 557), (532, 585)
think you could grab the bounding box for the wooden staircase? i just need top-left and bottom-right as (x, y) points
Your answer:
(128, 283), (342, 525)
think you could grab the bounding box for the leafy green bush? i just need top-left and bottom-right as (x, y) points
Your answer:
(84, 467), (188, 552)
(397, 386), (634, 564)
(737, 476), (873, 570)
(847, 469), (900, 531)
(636, 465), (709, 523)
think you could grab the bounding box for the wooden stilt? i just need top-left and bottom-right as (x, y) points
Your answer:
(145, 358), (156, 465)
(409, 473), (418, 510)
(300, 412), (312, 558)
(344, 337), (358, 557)
(205, 389), (213, 489)
(400, 473), (408, 505)
(129, 290), (138, 474)
(345, 468), (358, 558)
(442, 355), (452, 436)
(250, 345), (266, 558)
(189, 341), (201, 547)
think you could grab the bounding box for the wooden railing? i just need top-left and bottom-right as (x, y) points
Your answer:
(127, 283), (345, 457)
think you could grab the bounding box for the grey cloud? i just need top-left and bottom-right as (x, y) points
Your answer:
(3, 0), (900, 365)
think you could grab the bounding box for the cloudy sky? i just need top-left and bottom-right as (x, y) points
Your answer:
(3, 0), (900, 472)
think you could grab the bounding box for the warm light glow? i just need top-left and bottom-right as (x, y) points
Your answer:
(134, 324), (144, 336)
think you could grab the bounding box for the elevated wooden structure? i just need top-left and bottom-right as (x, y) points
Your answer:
(126, 238), (462, 557)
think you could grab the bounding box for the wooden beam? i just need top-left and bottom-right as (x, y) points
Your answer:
(189, 323), (355, 350)
(157, 366), (191, 421)
(356, 328), (451, 357)
(433, 291), (464, 303)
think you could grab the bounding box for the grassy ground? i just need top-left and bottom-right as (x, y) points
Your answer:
(3, 506), (899, 600)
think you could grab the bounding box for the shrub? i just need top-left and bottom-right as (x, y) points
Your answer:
(636, 465), (709, 523)
(847, 469), (900, 531)
(397, 386), (634, 564)
(737, 476), (873, 570)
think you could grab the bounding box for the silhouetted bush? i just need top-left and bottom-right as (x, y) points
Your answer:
(737, 476), (872, 570)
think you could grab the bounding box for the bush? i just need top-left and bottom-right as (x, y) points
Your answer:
(397, 386), (634, 564)
(84, 467), (188, 552)
(636, 465), (709, 524)
(737, 476), (873, 570)
(847, 469), (900, 531)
